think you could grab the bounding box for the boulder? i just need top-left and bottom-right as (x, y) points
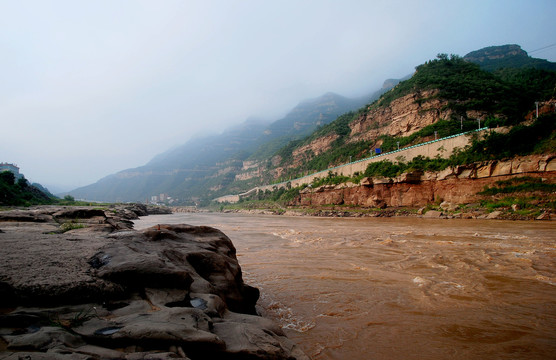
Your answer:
(0, 209), (305, 360)
(73, 307), (224, 350)
(423, 210), (443, 218)
(460, 212), (475, 219)
(439, 201), (458, 212)
(486, 211), (503, 219)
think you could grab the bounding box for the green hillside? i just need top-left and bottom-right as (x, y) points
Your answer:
(376, 54), (554, 122)
(464, 44), (556, 72)
(268, 50), (556, 182)
(68, 44), (556, 205)
(68, 90), (383, 203)
(0, 172), (54, 206)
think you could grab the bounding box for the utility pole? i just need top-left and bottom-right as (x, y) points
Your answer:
(478, 118), (481, 129)
(397, 141), (400, 150)
(434, 131), (437, 140)
(535, 101), (539, 118)
(460, 116), (463, 130)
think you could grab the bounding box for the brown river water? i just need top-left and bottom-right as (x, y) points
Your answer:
(133, 213), (556, 360)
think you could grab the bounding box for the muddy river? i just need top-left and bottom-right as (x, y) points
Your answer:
(134, 213), (556, 360)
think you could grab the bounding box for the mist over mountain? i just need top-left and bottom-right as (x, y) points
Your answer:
(68, 85), (393, 203)
(464, 44), (556, 71)
(68, 44), (555, 204)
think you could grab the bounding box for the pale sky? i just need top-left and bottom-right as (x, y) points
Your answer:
(1, 0), (555, 192)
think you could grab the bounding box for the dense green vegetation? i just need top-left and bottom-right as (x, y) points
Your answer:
(465, 45), (556, 72)
(360, 114), (556, 178)
(478, 177), (556, 196)
(0, 172), (112, 207)
(0, 172), (55, 206)
(374, 54), (553, 123)
(276, 118), (483, 181)
(212, 47), (556, 214)
(310, 171), (352, 188)
(272, 54), (555, 178)
(287, 110), (554, 184)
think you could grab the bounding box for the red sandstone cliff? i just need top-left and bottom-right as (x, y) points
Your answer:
(293, 154), (556, 209)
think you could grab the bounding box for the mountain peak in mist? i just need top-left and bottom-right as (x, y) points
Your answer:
(464, 44), (556, 71)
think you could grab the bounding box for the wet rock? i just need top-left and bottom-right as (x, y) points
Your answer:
(440, 201), (458, 212)
(70, 344), (125, 359)
(213, 312), (310, 360)
(0, 352), (92, 359)
(536, 212), (550, 220)
(486, 211), (503, 219)
(125, 351), (189, 360)
(0, 208), (306, 359)
(4, 326), (84, 351)
(74, 307), (224, 350)
(423, 210), (443, 218)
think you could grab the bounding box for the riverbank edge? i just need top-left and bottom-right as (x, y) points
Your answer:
(0, 204), (309, 360)
(174, 204), (553, 221)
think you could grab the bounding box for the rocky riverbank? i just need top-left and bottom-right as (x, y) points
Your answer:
(0, 205), (307, 359)
(213, 155), (556, 221)
(218, 205), (552, 221)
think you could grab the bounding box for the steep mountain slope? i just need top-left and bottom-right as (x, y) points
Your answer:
(240, 46), (556, 184)
(69, 89), (388, 203)
(70, 44), (554, 204)
(464, 44), (556, 72)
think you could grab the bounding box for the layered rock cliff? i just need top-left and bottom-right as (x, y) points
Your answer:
(292, 154), (555, 211)
(236, 89), (492, 183)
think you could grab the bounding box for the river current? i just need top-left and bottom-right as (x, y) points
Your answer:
(133, 213), (556, 360)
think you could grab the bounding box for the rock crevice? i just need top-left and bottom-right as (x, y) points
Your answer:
(0, 207), (307, 360)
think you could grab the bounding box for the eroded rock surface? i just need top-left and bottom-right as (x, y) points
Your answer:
(0, 207), (307, 360)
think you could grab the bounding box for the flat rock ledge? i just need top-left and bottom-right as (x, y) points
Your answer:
(0, 206), (308, 360)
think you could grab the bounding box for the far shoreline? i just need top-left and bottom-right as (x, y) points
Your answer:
(172, 204), (554, 221)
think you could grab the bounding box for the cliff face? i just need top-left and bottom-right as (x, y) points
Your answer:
(349, 90), (493, 143)
(292, 154), (556, 208)
(237, 89), (493, 183)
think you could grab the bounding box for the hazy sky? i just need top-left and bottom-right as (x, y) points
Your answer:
(1, 0), (555, 192)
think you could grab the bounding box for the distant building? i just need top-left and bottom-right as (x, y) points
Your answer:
(0, 163), (22, 179)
